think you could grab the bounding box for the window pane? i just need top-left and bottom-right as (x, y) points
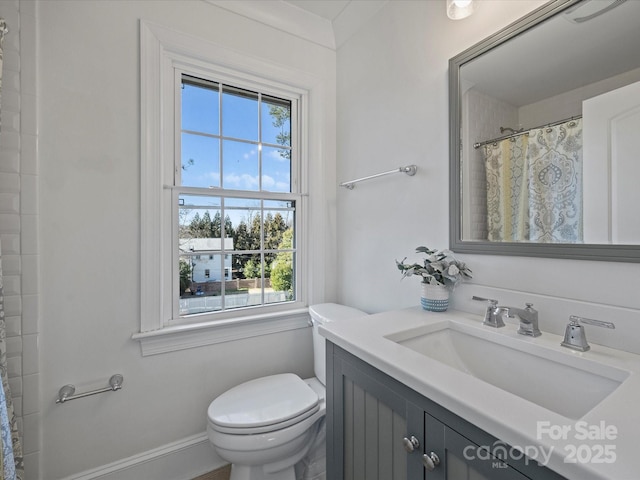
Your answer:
(222, 86), (258, 141)
(181, 133), (220, 188)
(179, 253), (222, 316)
(269, 251), (295, 303)
(262, 146), (291, 192)
(178, 195), (223, 239)
(228, 254), (263, 309)
(262, 96), (291, 147)
(182, 79), (219, 135)
(225, 198), (262, 253)
(222, 140), (259, 191)
(265, 203), (295, 304)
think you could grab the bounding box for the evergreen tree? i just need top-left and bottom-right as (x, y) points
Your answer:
(224, 215), (234, 239)
(266, 213), (286, 249)
(250, 214), (262, 250)
(211, 211), (222, 237)
(201, 211), (213, 237)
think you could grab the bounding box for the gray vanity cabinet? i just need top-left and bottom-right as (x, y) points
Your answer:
(326, 342), (566, 480)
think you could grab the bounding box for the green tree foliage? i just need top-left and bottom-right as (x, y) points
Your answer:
(269, 105), (291, 160)
(224, 215), (234, 238)
(266, 213), (286, 249)
(211, 211), (221, 237)
(243, 257), (261, 279)
(179, 258), (192, 294)
(271, 228), (293, 298)
(250, 214), (262, 250)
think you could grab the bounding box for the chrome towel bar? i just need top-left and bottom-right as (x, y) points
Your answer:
(56, 374), (124, 404)
(340, 165), (417, 190)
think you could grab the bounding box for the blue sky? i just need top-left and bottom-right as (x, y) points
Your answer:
(180, 82), (291, 193)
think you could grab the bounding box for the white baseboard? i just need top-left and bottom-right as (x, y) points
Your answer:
(62, 432), (225, 480)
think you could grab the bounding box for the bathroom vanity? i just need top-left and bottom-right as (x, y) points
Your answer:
(326, 343), (564, 479)
(321, 308), (640, 480)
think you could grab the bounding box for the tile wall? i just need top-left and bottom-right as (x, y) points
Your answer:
(0, 1), (40, 478)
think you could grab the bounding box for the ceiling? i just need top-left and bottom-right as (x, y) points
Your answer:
(282, 0), (351, 21)
(207, 0), (388, 49)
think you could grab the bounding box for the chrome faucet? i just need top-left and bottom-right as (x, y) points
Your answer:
(561, 315), (615, 352)
(472, 297), (541, 336)
(503, 303), (541, 337)
(472, 296), (506, 328)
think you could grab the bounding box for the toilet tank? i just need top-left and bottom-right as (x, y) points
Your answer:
(309, 303), (368, 385)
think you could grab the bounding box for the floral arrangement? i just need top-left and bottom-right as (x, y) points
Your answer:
(396, 246), (472, 288)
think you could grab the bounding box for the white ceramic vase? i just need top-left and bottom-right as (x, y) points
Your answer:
(420, 283), (449, 312)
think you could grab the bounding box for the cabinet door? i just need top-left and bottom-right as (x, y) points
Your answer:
(424, 413), (531, 480)
(339, 362), (409, 479)
(327, 349), (417, 480)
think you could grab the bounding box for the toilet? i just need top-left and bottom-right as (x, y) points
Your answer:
(207, 303), (368, 480)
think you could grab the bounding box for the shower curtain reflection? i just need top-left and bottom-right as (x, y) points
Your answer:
(483, 118), (583, 243)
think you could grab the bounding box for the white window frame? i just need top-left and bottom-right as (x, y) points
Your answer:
(134, 21), (314, 356)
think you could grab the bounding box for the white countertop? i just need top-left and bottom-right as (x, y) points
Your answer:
(320, 307), (640, 480)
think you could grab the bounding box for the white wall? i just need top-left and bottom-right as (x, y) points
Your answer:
(336, 1), (640, 329)
(35, 1), (335, 478)
(518, 66), (640, 128)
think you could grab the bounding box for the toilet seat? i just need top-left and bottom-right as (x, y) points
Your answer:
(208, 373), (319, 435)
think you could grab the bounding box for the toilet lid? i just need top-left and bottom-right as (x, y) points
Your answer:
(208, 374), (319, 432)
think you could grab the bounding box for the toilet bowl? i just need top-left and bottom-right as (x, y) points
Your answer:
(207, 303), (367, 480)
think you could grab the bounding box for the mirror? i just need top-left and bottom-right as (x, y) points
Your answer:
(449, 0), (640, 262)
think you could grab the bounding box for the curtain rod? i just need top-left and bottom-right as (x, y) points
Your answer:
(340, 165), (417, 190)
(473, 114), (582, 149)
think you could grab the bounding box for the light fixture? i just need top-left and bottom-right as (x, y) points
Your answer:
(447, 0), (476, 20)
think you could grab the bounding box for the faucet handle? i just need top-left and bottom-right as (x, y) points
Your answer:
(472, 296), (498, 306)
(569, 315), (615, 329)
(561, 315), (615, 352)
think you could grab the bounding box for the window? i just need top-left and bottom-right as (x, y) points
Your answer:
(178, 75), (298, 318)
(137, 21), (314, 355)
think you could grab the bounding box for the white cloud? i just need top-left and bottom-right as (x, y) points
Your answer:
(262, 175), (290, 192)
(243, 149), (258, 160)
(266, 149), (288, 162)
(224, 172), (259, 190)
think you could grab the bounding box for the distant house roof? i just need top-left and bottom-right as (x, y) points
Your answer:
(179, 237), (234, 253)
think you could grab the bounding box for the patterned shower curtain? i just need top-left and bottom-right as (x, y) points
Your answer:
(483, 118), (583, 243)
(0, 18), (24, 480)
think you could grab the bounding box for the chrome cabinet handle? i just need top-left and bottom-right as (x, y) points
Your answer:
(422, 451), (441, 471)
(402, 435), (420, 453)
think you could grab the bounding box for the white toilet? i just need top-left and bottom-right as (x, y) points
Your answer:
(207, 303), (368, 480)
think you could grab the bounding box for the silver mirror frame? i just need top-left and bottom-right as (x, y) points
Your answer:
(449, 0), (640, 263)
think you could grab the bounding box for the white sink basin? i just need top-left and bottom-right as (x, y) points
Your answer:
(386, 320), (629, 419)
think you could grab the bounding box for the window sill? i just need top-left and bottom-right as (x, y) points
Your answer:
(132, 308), (311, 356)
